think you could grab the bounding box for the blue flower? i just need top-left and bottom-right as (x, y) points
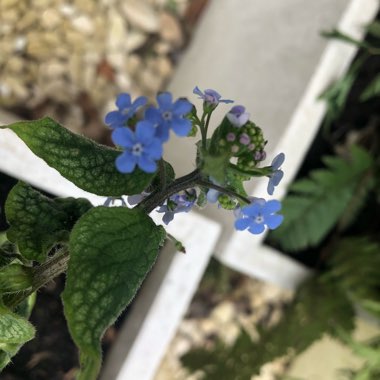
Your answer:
(193, 86), (233, 105)
(145, 92), (193, 142)
(234, 198), (283, 234)
(105, 93), (147, 128)
(157, 189), (197, 225)
(112, 121), (163, 173)
(226, 105), (250, 127)
(267, 153), (285, 195)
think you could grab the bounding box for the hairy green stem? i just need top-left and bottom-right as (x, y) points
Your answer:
(197, 179), (251, 205)
(228, 163), (273, 177)
(158, 159), (167, 190)
(6, 248), (69, 309)
(139, 169), (202, 213)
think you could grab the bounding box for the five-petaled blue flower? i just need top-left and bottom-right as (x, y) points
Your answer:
(234, 198), (283, 234)
(105, 93), (147, 128)
(267, 153), (285, 195)
(112, 121), (163, 173)
(157, 189), (197, 225)
(145, 92), (193, 142)
(227, 105), (250, 127)
(193, 86), (233, 105)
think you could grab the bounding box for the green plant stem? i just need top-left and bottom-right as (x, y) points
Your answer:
(228, 163), (272, 177)
(6, 248), (69, 309)
(139, 169), (202, 213)
(139, 167), (253, 213)
(197, 179), (251, 205)
(158, 159), (167, 190)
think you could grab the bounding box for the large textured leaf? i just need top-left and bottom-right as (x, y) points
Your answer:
(269, 146), (374, 252)
(181, 277), (355, 380)
(5, 182), (92, 262)
(0, 303), (35, 371)
(1, 117), (155, 196)
(62, 207), (166, 380)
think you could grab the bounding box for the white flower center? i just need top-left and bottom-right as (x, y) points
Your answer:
(162, 111), (172, 121)
(132, 143), (143, 156)
(254, 214), (264, 224)
(121, 107), (131, 115)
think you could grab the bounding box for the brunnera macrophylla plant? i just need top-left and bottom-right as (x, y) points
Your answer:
(0, 87), (285, 379)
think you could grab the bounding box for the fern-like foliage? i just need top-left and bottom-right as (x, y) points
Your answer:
(181, 277), (355, 380)
(327, 237), (380, 312)
(269, 145), (374, 252)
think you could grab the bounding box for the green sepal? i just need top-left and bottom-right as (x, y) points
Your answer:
(62, 206), (166, 380)
(5, 182), (92, 262)
(0, 264), (32, 294)
(2, 117), (156, 196)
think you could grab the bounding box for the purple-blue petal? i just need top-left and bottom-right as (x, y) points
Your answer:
(155, 124), (170, 142)
(157, 92), (173, 110)
(241, 203), (261, 217)
(248, 223), (265, 234)
(132, 96), (147, 109)
(171, 117), (192, 137)
(162, 211), (174, 225)
(144, 107), (161, 125)
(105, 111), (125, 126)
(262, 200), (282, 215)
(173, 99), (193, 115)
(112, 127), (135, 148)
(267, 181), (275, 196)
(265, 214), (284, 230)
(271, 153), (285, 170)
(234, 218), (251, 231)
(138, 155), (157, 173)
(116, 93), (132, 109)
(272, 170), (284, 186)
(146, 139), (163, 160)
(207, 189), (220, 203)
(193, 86), (203, 97)
(115, 152), (137, 173)
(220, 98), (234, 104)
(135, 121), (155, 143)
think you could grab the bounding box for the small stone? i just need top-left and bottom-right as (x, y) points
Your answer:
(107, 9), (128, 51)
(2, 9), (18, 24)
(59, 3), (77, 17)
(1, 0), (19, 9)
(153, 41), (172, 55)
(6, 56), (24, 73)
(126, 54), (142, 75)
(6, 77), (29, 100)
(121, 0), (159, 33)
(211, 302), (236, 324)
(153, 56), (173, 78)
(159, 12), (184, 47)
(42, 61), (68, 78)
(139, 68), (163, 93)
(17, 12), (38, 31)
(106, 52), (125, 70)
(0, 82), (11, 98)
(220, 322), (239, 345)
(126, 31), (147, 52)
(115, 72), (131, 90)
(33, 0), (52, 9)
(41, 9), (62, 29)
(14, 36), (27, 52)
(71, 15), (94, 35)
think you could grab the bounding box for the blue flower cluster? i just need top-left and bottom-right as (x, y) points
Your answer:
(106, 87), (286, 236)
(106, 92), (192, 173)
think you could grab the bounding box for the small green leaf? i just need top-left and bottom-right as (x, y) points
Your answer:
(5, 182), (92, 262)
(62, 206), (166, 380)
(0, 264), (32, 294)
(2, 117), (155, 196)
(0, 302), (35, 371)
(367, 20), (380, 39)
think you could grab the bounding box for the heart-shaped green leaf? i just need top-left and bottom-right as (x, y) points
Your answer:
(5, 182), (92, 262)
(62, 206), (166, 380)
(2, 117), (155, 196)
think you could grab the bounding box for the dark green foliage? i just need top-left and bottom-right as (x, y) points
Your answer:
(269, 146), (374, 252)
(327, 237), (380, 311)
(1, 117), (156, 196)
(62, 206), (166, 380)
(5, 182), (92, 262)
(360, 73), (380, 101)
(181, 277), (355, 380)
